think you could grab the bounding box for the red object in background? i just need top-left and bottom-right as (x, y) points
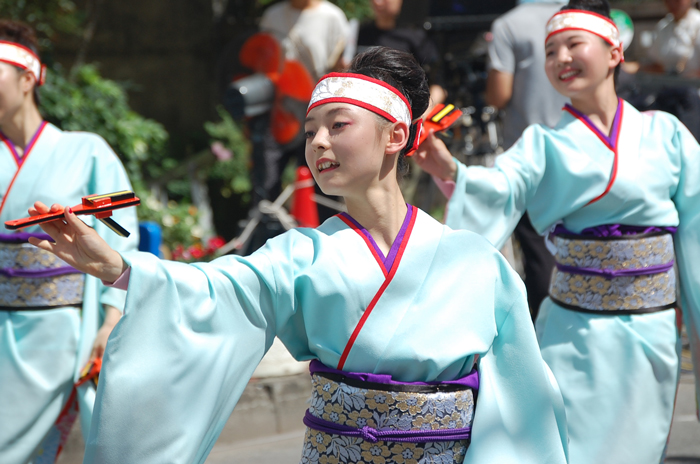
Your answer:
(236, 33), (315, 145)
(290, 167), (319, 228)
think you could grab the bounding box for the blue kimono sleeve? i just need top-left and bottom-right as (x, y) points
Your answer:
(671, 122), (700, 412)
(445, 125), (547, 249)
(83, 231), (313, 464)
(466, 253), (568, 464)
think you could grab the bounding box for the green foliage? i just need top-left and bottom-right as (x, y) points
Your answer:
(0, 0), (84, 50)
(40, 65), (171, 192)
(204, 107), (253, 200)
(329, 0), (372, 20)
(37, 65), (198, 249)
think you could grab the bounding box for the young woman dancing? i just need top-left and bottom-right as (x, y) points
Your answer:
(26, 47), (567, 464)
(0, 20), (138, 464)
(416, 0), (700, 462)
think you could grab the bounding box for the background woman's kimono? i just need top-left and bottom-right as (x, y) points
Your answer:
(0, 123), (138, 463)
(443, 100), (700, 464)
(84, 208), (568, 464)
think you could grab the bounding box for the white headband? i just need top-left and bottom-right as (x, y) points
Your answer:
(307, 73), (413, 125)
(546, 10), (621, 49)
(0, 40), (45, 86)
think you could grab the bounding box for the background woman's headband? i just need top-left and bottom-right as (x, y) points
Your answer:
(307, 72), (413, 125)
(0, 40), (46, 86)
(545, 10), (621, 48)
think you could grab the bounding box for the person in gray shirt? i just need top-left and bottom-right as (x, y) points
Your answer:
(485, 0), (567, 319)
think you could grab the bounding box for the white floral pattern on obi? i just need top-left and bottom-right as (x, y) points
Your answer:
(549, 234), (676, 311)
(301, 373), (474, 464)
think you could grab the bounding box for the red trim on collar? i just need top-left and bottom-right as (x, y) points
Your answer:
(336, 206), (418, 370)
(563, 105), (624, 206)
(338, 214), (388, 277)
(0, 121), (48, 217)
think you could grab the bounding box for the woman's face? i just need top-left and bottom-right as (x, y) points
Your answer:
(0, 62), (31, 126)
(664, 0), (694, 21)
(544, 30), (620, 100)
(371, 0), (403, 19)
(304, 102), (393, 198)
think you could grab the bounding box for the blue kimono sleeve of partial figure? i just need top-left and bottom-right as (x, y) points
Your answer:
(72, 133), (140, 439)
(445, 125), (547, 249)
(83, 230), (313, 464)
(671, 120), (700, 413)
(465, 253), (568, 464)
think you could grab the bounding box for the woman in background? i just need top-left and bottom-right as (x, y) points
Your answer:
(0, 20), (138, 463)
(417, 0), (700, 462)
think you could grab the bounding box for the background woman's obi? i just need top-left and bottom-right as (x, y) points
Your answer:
(301, 360), (478, 464)
(0, 232), (84, 310)
(548, 225), (677, 314)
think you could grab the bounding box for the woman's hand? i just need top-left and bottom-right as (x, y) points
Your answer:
(413, 130), (458, 181)
(27, 202), (126, 283)
(90, 305), (121, 361)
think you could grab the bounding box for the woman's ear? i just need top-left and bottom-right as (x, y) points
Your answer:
(18, 70), (37, 96)
(385, 121), (410, 156)
(610, 45), (623, 69)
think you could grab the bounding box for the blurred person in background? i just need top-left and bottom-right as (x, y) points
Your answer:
(357, 0), (446, 107)
(0, 20), (138, 464)
(260, 0), (349, 82)
(485, 0), (567, 320)
(255, 0), (349, 219)
(648, 0), (700, 76)
(417, 0), (700, 460)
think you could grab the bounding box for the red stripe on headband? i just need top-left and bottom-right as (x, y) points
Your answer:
(317, 72), (413, 120)
(551, 9), (618, 29)
(0, 40), (41, 61)
(307, 97), (399, 123)
(545, 27), (616, 47)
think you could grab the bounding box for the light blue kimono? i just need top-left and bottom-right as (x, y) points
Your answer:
(445, 101), (700, 464)
(84, 208), (568, 464)
(0, 123), (138, 464)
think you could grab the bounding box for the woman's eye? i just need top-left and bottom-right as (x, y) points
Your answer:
(332, 122), (347, 129)
(304, 131), (315, 139)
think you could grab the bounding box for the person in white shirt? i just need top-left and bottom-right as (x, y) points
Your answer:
(260, 0), (350, 81)
(648, 0), (700, 75)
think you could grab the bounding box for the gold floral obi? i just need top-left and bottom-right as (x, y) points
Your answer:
(548, 230), (676, 314)
(0, 233), (84, 310)
(301, 360), (477, 464)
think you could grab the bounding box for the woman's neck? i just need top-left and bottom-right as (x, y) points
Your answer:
(569, 81), (619, 136)
(344, 182), (408, 256)
(1, 102), (43, 156)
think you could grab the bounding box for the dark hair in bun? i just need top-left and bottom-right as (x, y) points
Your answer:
(561, 0), (620, 81)
(0, 20), (41, 105)
(348, 46), (430, 177)
(562, 0), (610, 16)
